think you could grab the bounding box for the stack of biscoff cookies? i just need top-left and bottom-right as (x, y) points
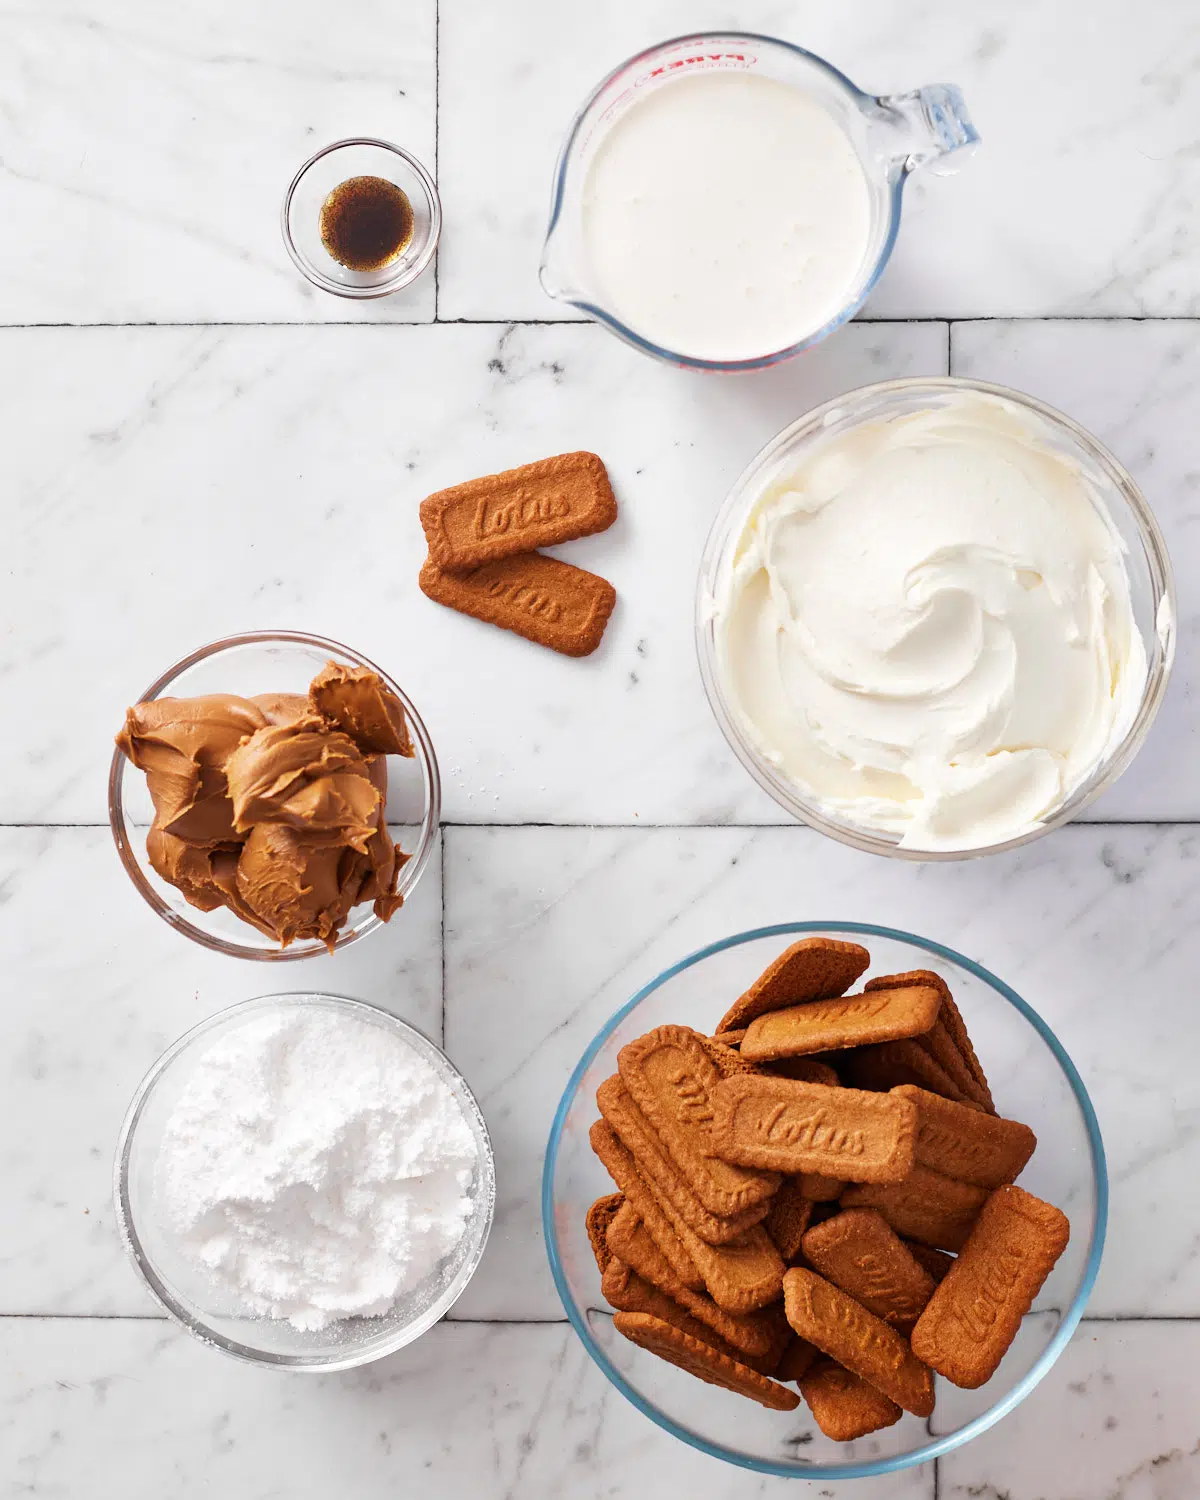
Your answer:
(418, 451), (617, 656)
(585, 938), (1070, 1439)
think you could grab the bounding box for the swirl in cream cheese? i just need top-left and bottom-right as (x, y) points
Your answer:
(715, 391), (1148, 851)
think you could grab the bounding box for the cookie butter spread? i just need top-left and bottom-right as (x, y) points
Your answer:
(715, 391), (1148, 851)
(117, 663), (412, 947)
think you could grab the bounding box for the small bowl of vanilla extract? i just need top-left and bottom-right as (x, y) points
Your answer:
(282, 138), (441, 299)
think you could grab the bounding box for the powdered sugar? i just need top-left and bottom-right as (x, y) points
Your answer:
(156, 1006), (479, 1331)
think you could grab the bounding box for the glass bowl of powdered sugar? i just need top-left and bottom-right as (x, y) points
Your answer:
(114, 993), (495, 1369)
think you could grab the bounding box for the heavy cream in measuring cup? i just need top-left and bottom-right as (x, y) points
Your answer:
(581, 70), (872, 363)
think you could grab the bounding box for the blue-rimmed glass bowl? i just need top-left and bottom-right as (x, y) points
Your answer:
(542, 922), (1105, 1480)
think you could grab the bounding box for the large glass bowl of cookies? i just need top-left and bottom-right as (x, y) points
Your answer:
(542, 924), (1105, 1480)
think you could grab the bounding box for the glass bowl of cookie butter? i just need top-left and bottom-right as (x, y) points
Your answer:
(544, 922), (1106, 1480)
(108, 630), (440, 960)
(697, 378), (1175, 859)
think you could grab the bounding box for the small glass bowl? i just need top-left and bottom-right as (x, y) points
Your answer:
(282, 138), (441, 298)
(696, 377), (1176, 860)
(116, 993), (496, 1370)
(543, 921), (1107, 1480)
(108, 629), (440, 960)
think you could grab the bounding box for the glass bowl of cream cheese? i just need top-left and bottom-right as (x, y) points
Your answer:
(697, 379), (1175, 858)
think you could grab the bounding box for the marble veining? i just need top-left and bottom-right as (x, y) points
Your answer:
(0, 0), (437, 322)
(0, 319), (944, 826)
(3, 0), (1200, 1496)
(438, 0), (1200, 322)
(444, 824), (1200, 1324)
(0, 829), (442, 1316)
(6, 316), (1197, 826)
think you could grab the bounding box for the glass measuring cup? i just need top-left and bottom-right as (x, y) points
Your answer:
(540, 32), (978, 372)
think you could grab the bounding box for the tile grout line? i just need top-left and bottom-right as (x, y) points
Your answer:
(2, 1312), (1197, 1324)
(433, 0), (440, 321)
(4, 819), (1198, 831)
(0, 1312), (569, 1325)
(1076, 1313), (1200, 1323)
(440, 829), (447, 1049)
(0, 1312), (171, 1321)
(3, 315), (1200, 331)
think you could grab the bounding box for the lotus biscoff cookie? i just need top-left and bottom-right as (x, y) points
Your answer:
(613, 1312), (801, 1412)
(588, 1117), (705, 1286)
(913, 1021), (994, 1112)
(606, 1200), (695, 1299)
(586, 1192), (624, 1274)
(782, 1267), (934, 1417)
(419, 451), (617, 571)
(698, 1034), (759, 1078)
(602, 1259), (778, 1371)
(710, 1075), (917, 1182)
(764, 1177), (815, 1262)
(842, 1037), (972, 1103)
(800, 1208), (937, 1333)
(734, 1308), (795, 1379)
(419, 552), (615, 657)
(800, 1171), (848, 1202)
(763, 1056), (842, 1087)
(618, 1026), (780, 1217)
(678, 1220), (786, 1315)
(911, 1185), (1070, 1388)
(905, 1240), (956, 1283)
(715, 938), (870, 1034)
(596, 1076), (770, 1243)
(865, 970), (994, 1110)
(776, 1334), (820, 1385)
(798, 1358), (903, 1441)
(585, 938), (1067, 1424)
(892, 1085), (1036, 1188)
(739, 986), (942, 1063)
(605, 1202), (782, 1360)
(842, 1165), (989, 1252)
(602, 1259), (724, 1344)
(591, 1114), (784, 1312)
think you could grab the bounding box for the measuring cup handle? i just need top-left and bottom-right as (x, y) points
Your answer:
(874, 83), (979, 175)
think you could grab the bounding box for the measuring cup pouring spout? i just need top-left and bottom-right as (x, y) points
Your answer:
(539, 33), (978, 371)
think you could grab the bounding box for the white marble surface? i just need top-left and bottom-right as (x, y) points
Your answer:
(445, 825), (1200, 1323)
(3, 0), (1200, 1496)
(4, 315), (1196, 825)
(439, 0), (1200, 321)
(0, 828), (442, 1317)
(0, 319), (944, 826)
(0, 0), (437, 322)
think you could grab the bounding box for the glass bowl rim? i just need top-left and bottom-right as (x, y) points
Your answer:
(541, 919), (1108, 1480)
(281, 136), (442, 300)
(108, 627), (441, 960)
(696, 375), (1177, 860)
(539, 30), (913, 373)
(114, 991), (496, 1371)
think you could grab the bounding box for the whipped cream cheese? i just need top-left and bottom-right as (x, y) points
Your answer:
(715, 391), (1148, 851)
